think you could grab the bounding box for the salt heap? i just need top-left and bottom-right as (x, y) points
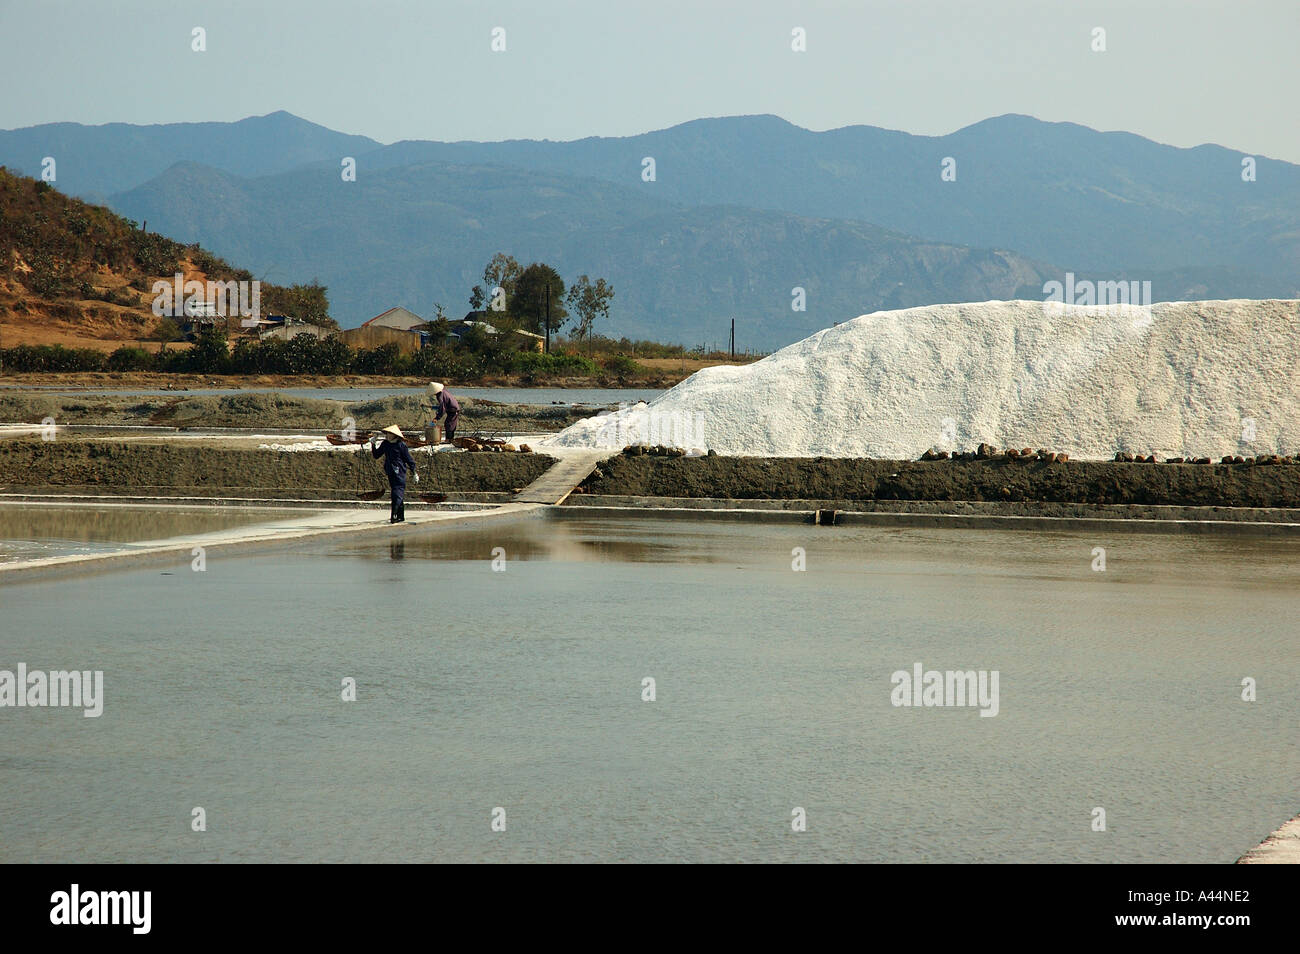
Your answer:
(543, 300), (1300, 460)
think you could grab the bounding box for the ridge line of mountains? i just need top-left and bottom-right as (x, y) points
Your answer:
(3, 110), (1296, 349)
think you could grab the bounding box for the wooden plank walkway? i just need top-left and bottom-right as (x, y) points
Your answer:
(511, 451), (612, 505)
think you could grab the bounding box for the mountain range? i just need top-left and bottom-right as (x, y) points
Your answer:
(2, 110), (1295, 349)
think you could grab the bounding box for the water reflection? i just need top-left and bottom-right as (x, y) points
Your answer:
(0, 505), (312, 563)
(339, 514), (1300, 588)
(342, 518), (724, 565)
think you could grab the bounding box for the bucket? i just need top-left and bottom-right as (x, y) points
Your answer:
(424, 422), (443, 444)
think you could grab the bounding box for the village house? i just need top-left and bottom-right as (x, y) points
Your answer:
(449, 312), (545, 352)
(250, 315), (328, 341)
(338, 306), (427, 354)
(361, 306), (426, 331)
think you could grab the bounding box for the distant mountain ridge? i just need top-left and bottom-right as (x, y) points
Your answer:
(358, 112), (1300, 281)
(4, 111), (1296, 347)
(0, 111), (379, 200)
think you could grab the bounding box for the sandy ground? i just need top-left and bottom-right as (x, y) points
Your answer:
(0, 330), (177, 350)
(634, 356), (759, 372)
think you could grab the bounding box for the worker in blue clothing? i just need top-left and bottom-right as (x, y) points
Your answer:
(371, 424), (418, 523)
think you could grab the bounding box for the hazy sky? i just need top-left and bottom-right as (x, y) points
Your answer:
(1, 0), (1296, 161)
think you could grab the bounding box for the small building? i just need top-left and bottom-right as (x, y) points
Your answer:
(254, 315), (328, 342)
(514, 329), (545, 352)
(362, 306), (426, 332)
(177, 300), (221, 340)
(448, 314), (545, 352)
(447, 319), (499, 341)
(340, 324), (423, 355)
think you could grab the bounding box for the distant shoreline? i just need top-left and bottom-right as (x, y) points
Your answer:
(0, 369), (686, 390)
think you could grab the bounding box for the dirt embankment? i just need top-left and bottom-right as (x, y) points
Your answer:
(0, 372), (428, 389)
(0, 391), (592, 434)
(580, 455), (1300, 509)
(0, 365), (689, 388)
(0, 440), (554, 498)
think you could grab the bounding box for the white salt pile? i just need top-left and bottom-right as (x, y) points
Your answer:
(543, 300), (1300, 460)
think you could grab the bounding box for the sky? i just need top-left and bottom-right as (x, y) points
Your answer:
(1, 0), (1297, 161)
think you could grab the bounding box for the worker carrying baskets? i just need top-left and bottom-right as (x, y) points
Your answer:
(370, 425), (418, 523)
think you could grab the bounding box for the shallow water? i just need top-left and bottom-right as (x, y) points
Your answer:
(0, 505), (313, 563)
(1, 516), (1297, 862)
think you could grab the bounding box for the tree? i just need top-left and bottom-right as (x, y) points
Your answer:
(566, 275), (615, 352)
(316, 335), (351, 374)
(189, 328), (231, 373)
(262, 280), (336, 328)
(512, 263), (567, 335)
(481, 253), (522, 314)
(150, 317), (182, 343)
(469, 285), (485, 310)
(428, 302), (452, 346)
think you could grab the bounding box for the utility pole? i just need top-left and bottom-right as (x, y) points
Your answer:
(544, 284), (550, 354)
(730, 317), (735, 359)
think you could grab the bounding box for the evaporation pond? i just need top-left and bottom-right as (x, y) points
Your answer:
(0, 504), (317, 563)
(1, 514), (1298, 862)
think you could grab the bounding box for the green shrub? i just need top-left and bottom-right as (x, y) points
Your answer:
(350, 343), (406, 375)
(107, 347), (156, 372)
(512, 351), (599, 376)
(0, 344), (106, 372)
(601, 354), (640, 380)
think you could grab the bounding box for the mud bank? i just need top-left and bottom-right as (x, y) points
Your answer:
(0, 391), (590, 433)
(578, 455), (1300, 509)
(0, 440), (554, 498)
(564, 494), (1300, 525)
(0, 369), (685, 389)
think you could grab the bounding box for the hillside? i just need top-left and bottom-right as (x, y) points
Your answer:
(0, 167), (330, 349)
(109, 158), (1062, 348)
